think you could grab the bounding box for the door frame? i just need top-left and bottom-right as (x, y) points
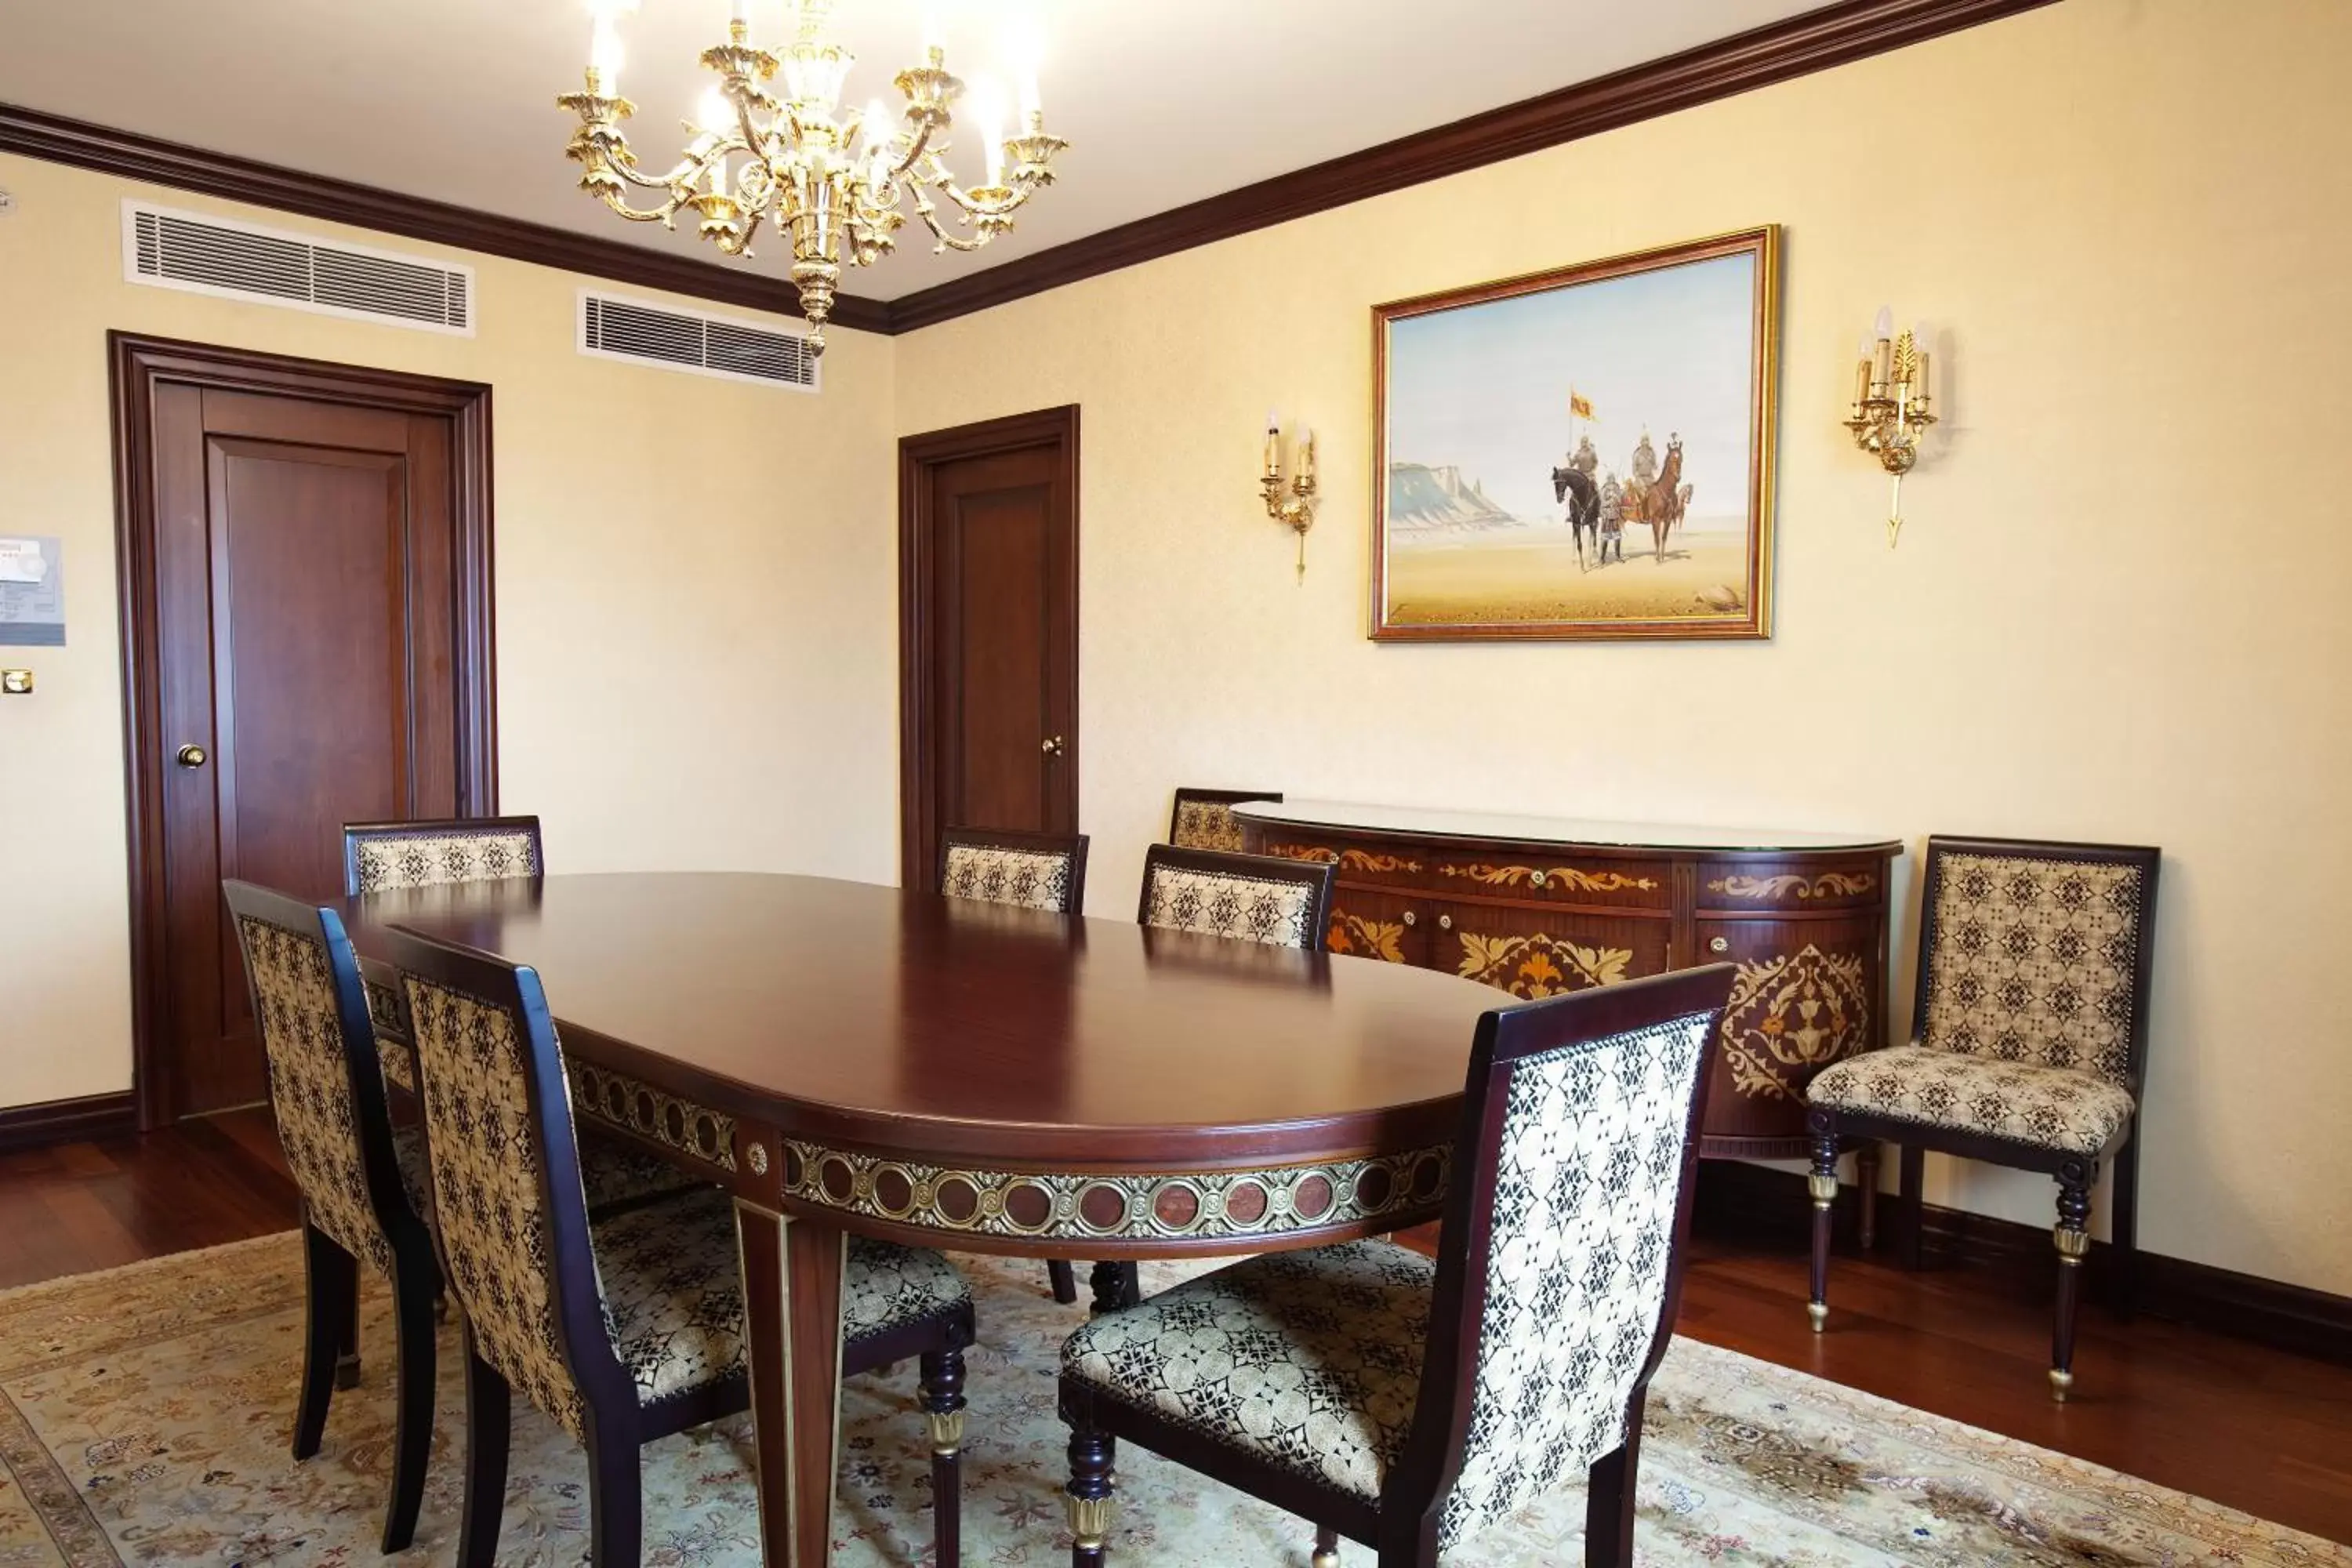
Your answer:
(108, 332), (497, 1129)
(897, 405), (1080, 893)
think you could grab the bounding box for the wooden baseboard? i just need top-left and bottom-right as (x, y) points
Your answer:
(1695, 1159), (2352, 1367)
(0, 1090), (139, 1152)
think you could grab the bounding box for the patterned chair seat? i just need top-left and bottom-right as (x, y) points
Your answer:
(593, 1188), (974, 1410)
(1807, 1044), (2136, 1155)
(1061, 1240), (1433, 1501)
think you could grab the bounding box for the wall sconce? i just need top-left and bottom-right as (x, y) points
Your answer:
(1844, 306), (1937, 546)
(1259, 412), (1318, 583)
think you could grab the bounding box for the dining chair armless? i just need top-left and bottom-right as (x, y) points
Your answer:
(1803, 835), (2161, 1400)
(1167, 786), (1283, 852)
(384, 924), (979, 1568)
(940, 826), (1091, 913)
(1055, 963), (1732, 1568)
(221, 880), (442, 1554)
(1137, 843), (1336, 951)
(939, 825), (1092, 1308)
(345, 813), (702, 1216)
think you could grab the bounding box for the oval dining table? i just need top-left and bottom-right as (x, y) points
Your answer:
(336, 870), (1501, 1567)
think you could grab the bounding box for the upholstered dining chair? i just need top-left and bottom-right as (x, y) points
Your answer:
(1167, 786), (1282, 852)
(220, 880), (441, 1555)
(1803, 835), (2161, 1401)
(1136, 843), (1336, 951)
(939, 826), (1091, 1306)
(383, 924), (979, 1568)
(939, 826), (1091, 913)
(1056, 964), (1733, 1568)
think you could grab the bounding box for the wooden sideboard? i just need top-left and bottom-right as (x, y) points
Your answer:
(1236, 800), (1901, 1160)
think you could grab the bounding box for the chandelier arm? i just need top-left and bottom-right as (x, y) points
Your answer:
(887, 121), (938, 180)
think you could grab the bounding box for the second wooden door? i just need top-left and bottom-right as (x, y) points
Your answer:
(899, 408), (1080, 891)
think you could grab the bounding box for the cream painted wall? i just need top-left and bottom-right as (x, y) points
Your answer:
(894, 0), (2352, 1293)
(0, 154), (899, 1110)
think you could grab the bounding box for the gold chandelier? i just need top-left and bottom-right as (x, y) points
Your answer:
(557, 0), (1067, 352)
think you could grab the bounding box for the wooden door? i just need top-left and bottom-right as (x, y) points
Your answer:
(899, 408), (1080, 892)
(114, 336), (494, 1126)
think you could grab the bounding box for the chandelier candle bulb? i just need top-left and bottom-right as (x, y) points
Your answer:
(1852, 357), (1870, 414)
(1299, 430), (1316, 485)
(1263, 415), (1280, 480)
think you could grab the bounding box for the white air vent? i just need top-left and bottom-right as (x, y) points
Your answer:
(578, 291), (818, 392)
(122, 201), (473, 335)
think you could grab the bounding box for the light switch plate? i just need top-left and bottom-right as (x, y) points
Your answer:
(2, 669), (32, 695)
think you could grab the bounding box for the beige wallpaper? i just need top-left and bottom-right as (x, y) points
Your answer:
(892, 0), (2352, 1293)
(0, 154), (900, 1112)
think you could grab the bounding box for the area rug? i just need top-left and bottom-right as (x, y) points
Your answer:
(0, 1236), (2341, 1566)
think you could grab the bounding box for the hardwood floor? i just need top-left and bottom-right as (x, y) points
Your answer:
(4, 1111), (2347, 1544)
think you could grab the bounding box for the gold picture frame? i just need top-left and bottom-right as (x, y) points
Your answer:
(1370, 226), (1780, 641)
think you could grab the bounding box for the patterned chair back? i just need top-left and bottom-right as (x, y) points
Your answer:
(384, 924), (623, 1440)
(343, 815), (544, 897)
(1136, 844), (1335, 950)
(1167, 787), (1282, 852)
(1396, 964), (1732, 1554)
(221, 880), (412, 1276)
(1914, 837), (2161, 1094)
(938, 827), (1090, 913)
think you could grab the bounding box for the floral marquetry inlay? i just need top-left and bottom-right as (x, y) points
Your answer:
(1457, 931), (1633, 998)
(779, 1142), (1452, 1243)
(1439, 863), (1659, 893)
(1719, 944), (1871, 1102)
(1707, 872), (1877, 900)
(1266, 844), (1424, 875)
(1327, 913), (1408, 963)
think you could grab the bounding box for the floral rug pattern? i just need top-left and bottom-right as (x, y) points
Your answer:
(0, 1233), (2343, 1566)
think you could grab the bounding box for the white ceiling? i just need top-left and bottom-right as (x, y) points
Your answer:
(0, 0), (1822, 302)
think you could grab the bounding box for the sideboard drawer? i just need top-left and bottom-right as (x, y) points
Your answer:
(1425, 853), (1673, 911)
(1698, 858), (1886, 912)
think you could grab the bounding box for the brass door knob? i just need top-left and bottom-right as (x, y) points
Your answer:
(176, 744), (209, 768)
(1437, 913), (1453, 931)
(1040, 735), (1066, 757)
(1401, 909), (1417, 927)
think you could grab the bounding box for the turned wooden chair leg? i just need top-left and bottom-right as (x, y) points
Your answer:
(380, 1253), (437, 1552)
(457, 1341), (512, 1568)
(1806, 1125), (1838, 1332)
(294, 1221), (357, 1460)
(1312, 1521), (1341, 1566)
(1063, 1392), (1116, 1568)
(1087, 1260), (1140, 1314)
(2050, 1162), (2094, 1401)
(1047, 1259), (1080, 1305)
(1582, 1387), (1647, 1568)
(1898, 1143), (1926, 1271)
(922, 1346), (968, 1568)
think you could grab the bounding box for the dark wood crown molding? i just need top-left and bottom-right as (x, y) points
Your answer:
(0, 102), (891, 336)
(884, 0), (2059, 333)
(2, 0), (2050, 340)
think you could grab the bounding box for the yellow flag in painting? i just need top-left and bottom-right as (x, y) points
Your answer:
(1570, 389), (1596, 420)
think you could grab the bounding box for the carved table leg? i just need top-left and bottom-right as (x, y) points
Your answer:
(735, 1200), (846, 1566)
(1087, 1261), (1138, 1315)
(920, 1345), (967, 1568)
(1806, 1116), (1839, 1333)
(2050, 1161), (2095, 1402)
(1063, 1391), (1116, 1568)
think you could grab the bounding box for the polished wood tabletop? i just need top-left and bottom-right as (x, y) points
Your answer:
(339, 870), (1503, 1568)
(339, 870), (1494, 1168)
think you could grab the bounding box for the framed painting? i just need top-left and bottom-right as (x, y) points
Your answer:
(1370, 226), (1780, 641)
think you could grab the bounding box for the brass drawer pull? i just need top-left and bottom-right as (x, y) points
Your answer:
(1528, 869), (1548, 887)
(1401, 910), (1417, 927)
(1709, 936), (1730, 954)
(1437, 913), (1452, 931)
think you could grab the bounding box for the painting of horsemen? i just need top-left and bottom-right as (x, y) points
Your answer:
(1371, 227), (1780, 641)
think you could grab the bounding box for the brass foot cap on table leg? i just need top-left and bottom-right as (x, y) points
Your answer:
(1806, 1301), (1828, 1333)
(2048, 1367), (2074, 1402)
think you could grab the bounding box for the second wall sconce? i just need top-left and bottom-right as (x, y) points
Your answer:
(1844, 306), (1937, 546)
(1259, 412), (1318, 583)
